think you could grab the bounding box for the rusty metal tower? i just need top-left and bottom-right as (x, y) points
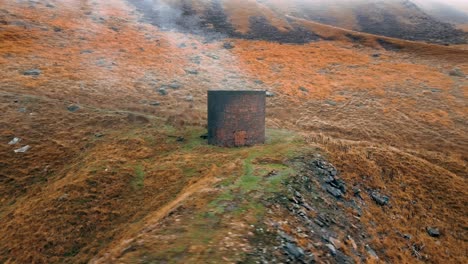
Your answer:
(208, 90), (266, 147)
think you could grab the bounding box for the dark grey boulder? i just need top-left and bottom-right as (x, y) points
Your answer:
(449, 68), (464, 77)
(223, 42), (235, 49)
(158, 88), (167, 96)
(185, 69), (199, 75)
(370, 191), (389, 206)
(169, 82), (182, 89)
(67, 104), (80, 112)
(23, 69), (41, 76)
(326, 185), (343, 198)
(284, 243), (305, 259)
(426, 227), (440, 237)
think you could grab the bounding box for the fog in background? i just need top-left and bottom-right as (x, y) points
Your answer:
(293, 0), (468, 16)
(430, 0), (468, 12)
(411, 0), (468, 23)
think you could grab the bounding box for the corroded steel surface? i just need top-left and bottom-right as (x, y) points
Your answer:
(208, 90), (266, 147)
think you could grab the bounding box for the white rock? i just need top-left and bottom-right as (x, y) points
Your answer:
(8, 137), (21, 145)
(14, 145), (31, 153)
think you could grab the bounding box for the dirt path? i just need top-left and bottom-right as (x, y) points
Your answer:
(91, 164), (223, 263)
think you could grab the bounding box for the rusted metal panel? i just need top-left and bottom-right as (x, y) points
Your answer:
(208, 90), (266, 147)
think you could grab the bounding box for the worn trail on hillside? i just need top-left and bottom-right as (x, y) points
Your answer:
(91, 163), (223, 262)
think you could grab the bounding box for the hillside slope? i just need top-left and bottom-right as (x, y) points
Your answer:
(412, 0), (468, 24)
(126, 0), (468, 44)
(0, 0), (467, 263)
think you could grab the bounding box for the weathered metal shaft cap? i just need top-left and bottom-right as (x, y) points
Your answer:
(208, 90), (266, 147)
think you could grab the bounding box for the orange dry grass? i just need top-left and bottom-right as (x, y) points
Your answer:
(315, 137), (468, 263)
(456, 24), (468, 32)
(222, 0), (290, 33)
(1, 0), (467, 263)
(0, 122), (232, 263)
(0, 0), (191, 110)
(232, 39), (457, 103)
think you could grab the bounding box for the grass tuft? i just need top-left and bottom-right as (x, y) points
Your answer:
(132, 164), (145, 190)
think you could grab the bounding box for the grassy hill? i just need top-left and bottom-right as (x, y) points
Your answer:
(0, 0), (467, 263)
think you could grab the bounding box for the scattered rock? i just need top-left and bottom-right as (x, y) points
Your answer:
(185, 95), (194, 102)
(266, 91), (275, 97)
(58, 193), (68, 201)
(67, 104), (80, 112)
(314, 218), (325, 227)
(53, 26), (62, 32)
(330, 179), (346, 194)
(353, 187), (362, 197)
(365, 244), (379, 259)
(326, 185), (343, 198)
(426, 227), (440, 237)
(297, 209), (307, 218)
(449, 68), (465, 77)
(8, 137), (21, 145)
(80, 50), (94, 54)
(149, 101), (161, 106)
(14, 145), (31, 153)
(299, 86), (309, 92)
(290, 195), (301, 205)
(158, 88), (167, 96)
(245, 156), (370, 263)
(190, 55), (201, 64)
(325, 244), (337, 256)
(206, 53), (219, 60)
(110, 26), (119, 32)
(254, 80), (264, 84)
(169, 82), (182, 89)
(347, 236), (357, 251)
(325, 100), (337, 106)
(301, 203), (314, 211)
(371, 53), (380, 58)
(94, 133), (104, 138)
(329, 237), (342, 249)
(96, 58), (108, 67)
(23, 69), (41, 76)
(223, 42), (235, 49)
(284, 243), (304, 259)
(200, 133), (208, 139)
(278, 231), (294, 242)
(370, 191), (389, 206)
(178, 42), (187, 48)
(294, 191), (302, 199)
(185, 69), (199, 75)
(176, 136), (185, 142)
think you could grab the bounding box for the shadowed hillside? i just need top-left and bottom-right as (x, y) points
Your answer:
(126, 0), (468, 44)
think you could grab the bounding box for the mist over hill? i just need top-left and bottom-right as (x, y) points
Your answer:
(1, 0), (467, 263)
(412, 0), (468, 24)
(127, 0), (468, 44)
